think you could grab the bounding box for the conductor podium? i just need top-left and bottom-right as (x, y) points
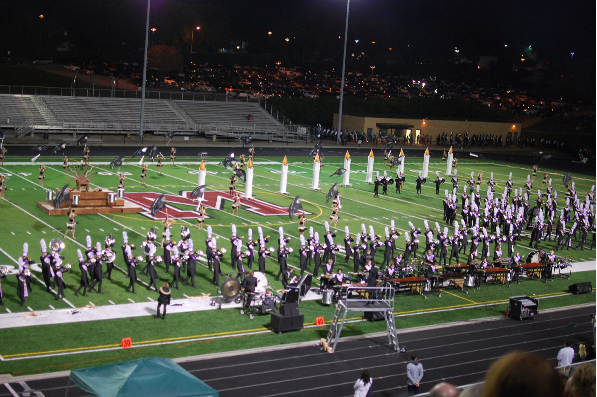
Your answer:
(271, 303), (304, 334)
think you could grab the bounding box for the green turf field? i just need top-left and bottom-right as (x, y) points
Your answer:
(0, 153), (594, 375)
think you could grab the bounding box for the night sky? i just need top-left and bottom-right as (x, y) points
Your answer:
(0, 0), (594, 62)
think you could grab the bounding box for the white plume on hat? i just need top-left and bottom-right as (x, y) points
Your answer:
(96, 242), (102, 252)
(300, 235), (306, 246)
(385, 227), (390, 238)
(435, 222), (440, 231)
(231, 224), (237, 236)
(172, 245), (179, 258)
(309, 226), (314, 238)
(509, 172), (512, 179)
(40, 239), (47, 253)
(314, 232), (320, 243)
(123, 231), (128, 244)
(471, 171), (474, 178)
(408, 221), (414, 229)
(424, 220), (429, 229)
(86, 235), (92, 248)
(391, 220), (396, 230)
(345, 226), (350, 236)
(248, 228), (253, 240)
(77, 249), (84, 261)
(165, 229), (170, 241)
(361, 223), (367, 234)
(207, 225), (212, 238)
(324, 221), (330, 232)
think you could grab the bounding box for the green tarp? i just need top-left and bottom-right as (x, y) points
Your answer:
(69, 357), (218, 397)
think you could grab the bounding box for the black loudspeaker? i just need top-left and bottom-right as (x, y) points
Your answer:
(280, 302), (299, 317)
(271, 313), (293, 333)
(291, 314), (304, 329)
(569, 282), (592, 295)
(283, 289), (300, 304)
(364, 312), (385, 322)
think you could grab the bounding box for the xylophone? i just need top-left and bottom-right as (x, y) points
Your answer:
(475, 267), (510, 285)
(515, 263), (545, 278)
(388, 276), (427, 295)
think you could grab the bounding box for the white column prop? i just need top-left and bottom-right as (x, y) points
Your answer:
(398, 149), (405, 175)
(198, 160), (207, 187)
(245, 158), (254, 199)
(279, 155), (289, 194)
(446, 146), (453, 175)
(312, 153), (321, 190)
(342, 150), (351, 186)
(196, 160), (207, 210)
(365, 150), (374, 183)
(422, 147), (430, 178)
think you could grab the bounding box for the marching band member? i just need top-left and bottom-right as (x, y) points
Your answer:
(352, 233), (363, 273)
(211, 238), (222, 286)
(17, 259), (29, 307)
(235, 245), (246, 281)
(384, 263), (397, 279)
(146, 244), (159, 291)
(282, 267), (295, 289)
(89, 242), (104, 294)
(178, 227), (191, 273)
(53, 255), (67, 300)
(183, 239), (197, 288)
(241, 270), (258, 310)
(246, 229), (255, 269)
(333, 268), (346, 285)
(171, 246), (181, 290)
(257, 233), (270, 273)
(381, 227), (393, 270)
(206, 226), (213, 271)
(163, 229), (173, 273)
(124, 246), (137, 294)
(313, 232), (324, 277)
(102, 235), (116, 280)
(344, 226), (353, 264)
(323, 258), (334, 276)
(40, 239), (53, 292)
(511, 252), (522, 267)
(299, 235), (309, 276)
(74, 249), (89, 297)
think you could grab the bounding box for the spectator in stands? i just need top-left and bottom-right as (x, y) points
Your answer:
(576, 344), (587, 362)
(557, 340), (575, 375)
(459, 383), (483, 397)
(481, 351), (563, 397)
(406, 354), (424, 395)
(564, 362), (595, 397)
(247, 114), (254, 121)
(353, 369), (372, 397)
(429, 382), (459, 397)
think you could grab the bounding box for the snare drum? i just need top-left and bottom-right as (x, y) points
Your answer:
(322, 289), (334, 305)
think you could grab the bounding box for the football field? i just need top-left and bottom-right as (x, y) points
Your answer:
(0, 151), (595, 375)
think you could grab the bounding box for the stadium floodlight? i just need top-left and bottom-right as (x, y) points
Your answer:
(139, 0), (151, 143)
(337, 0), (350, 146)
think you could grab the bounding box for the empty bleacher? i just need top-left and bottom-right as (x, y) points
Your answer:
(43, 97), (193, 133)
(0, 94), (304, 141)
(0, 95), (47, 126)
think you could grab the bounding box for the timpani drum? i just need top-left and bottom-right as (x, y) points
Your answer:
(322, 289), (334, 305)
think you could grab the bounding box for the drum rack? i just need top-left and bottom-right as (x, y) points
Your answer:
(323, 285), (404, 354)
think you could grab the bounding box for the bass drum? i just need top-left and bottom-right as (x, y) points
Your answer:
(322, 289), (334, 305)
(254, 271), (269, 293)
(221, 278), (240, 302)
(526, 251), (540, 264)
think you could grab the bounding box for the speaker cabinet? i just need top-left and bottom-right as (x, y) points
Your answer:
(280, 303), (299, 317)
(364, 311), (385, 322)
(271, 313), (294, 333)
(569, 282), (592, 295)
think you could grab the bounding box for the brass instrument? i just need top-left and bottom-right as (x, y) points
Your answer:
(50, 238), (65, 253)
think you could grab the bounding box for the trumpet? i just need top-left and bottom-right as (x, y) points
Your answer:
(1, 266), (8, 276)
(134, 255), (144, 263)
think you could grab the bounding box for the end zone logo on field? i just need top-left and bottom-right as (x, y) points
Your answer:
(124, 190), (309, 220)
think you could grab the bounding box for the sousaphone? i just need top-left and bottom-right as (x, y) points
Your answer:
(50, 238), (65, 253)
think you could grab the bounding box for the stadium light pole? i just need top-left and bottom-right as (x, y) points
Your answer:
(191, 26), (200, 53)
(139, 0), (151, 143)
(337, 0), (350, 146)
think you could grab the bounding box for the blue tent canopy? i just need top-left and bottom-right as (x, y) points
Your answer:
(69, 357), (218, 397)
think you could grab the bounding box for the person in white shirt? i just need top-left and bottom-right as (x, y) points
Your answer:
(557, 340), (575, 374)
(353, 370), (372, 397)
